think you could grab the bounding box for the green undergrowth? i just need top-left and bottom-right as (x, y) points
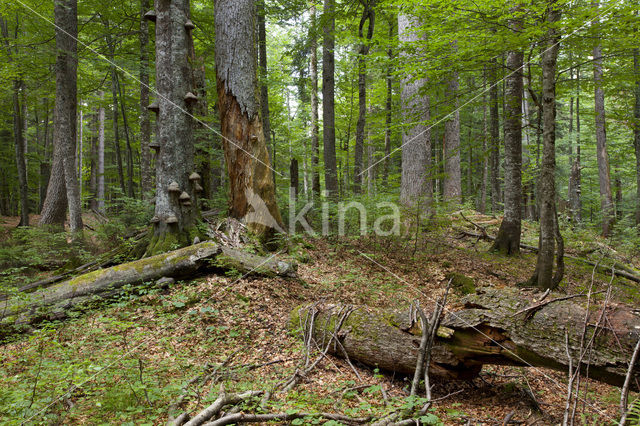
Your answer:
(1, 206), (636, 424)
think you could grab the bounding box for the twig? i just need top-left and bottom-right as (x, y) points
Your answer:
(512, 292), (601, 321)
(182, 386), (263, 426)
(460, 212), (488, 238)
(619, 335), (640, 425)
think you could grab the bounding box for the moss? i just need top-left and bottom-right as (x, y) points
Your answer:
(446, 272), (476, 295)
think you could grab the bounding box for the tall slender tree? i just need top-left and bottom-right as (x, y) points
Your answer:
(592, 0), (614, 236)
(491, 11), (523, 255)
(322, 0), (338, 196)
(40, 0), (83, 233)
(443, 66), (461, 203)
(309, 3), (320, 197)
(633, 45), (640, 226)
(530, 2), (563, 289)
(354, 0), (375, 193)
(489, 58), (500, 212)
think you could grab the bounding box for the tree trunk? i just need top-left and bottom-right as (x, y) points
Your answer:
(146, 0), (200, 254)
(489, 59), (500, 213)
(13, 81), (29, 226)
(634, 47), (640, 227)
(322, 0), (338, 196)
(354, 3), (374, 194)
(530, 3), (562, 290)
(0, 17), (29, 226)
(257, 0), (272, 168)
(1, 242), (297, 339)
(398, 13), (431, 208)
(570, 67), (582, 223)
(214, 0), (284, 240)
(290, 158), (299, 200)
(40, 0), (82, 233)
(480, 67), (488, 213)
(443, 68), (461, 203)
(292, 291), (640, 390)
(116, 72), (135, 198)
(592, 0), (615, 237)
(309, 3), (320, 197)
(491, 16), (523, 255)
(383, 18), (393, 188)
(139, 0), (152, 198)
(97, 93), (106, 213)
(110, 65), (126, 196)
(89, 111), (98, 212)
(38, 98), (51, 212)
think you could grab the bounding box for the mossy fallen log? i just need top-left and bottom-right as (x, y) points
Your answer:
(1, 241), (296, 340)
(291, 288), (640, 390)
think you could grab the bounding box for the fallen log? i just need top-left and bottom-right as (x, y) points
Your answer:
(291, 288), (640, 391)
(1, 241), (296, 340)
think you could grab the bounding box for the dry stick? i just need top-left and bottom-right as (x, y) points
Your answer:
(620, 336), (640, 425)
(168, 352), (241, 422)
(572, 267), (615, 424)
(563, 328), (575, 426)
(410, 301), (430, 397)
(182, 387), (263, 426)
(202, 411), (371, 426)
(460, 211), (488, 238)
(420, 280), (452, 415)
(512, 292), (602, 321)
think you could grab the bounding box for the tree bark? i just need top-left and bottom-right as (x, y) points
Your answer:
(214, 0), (284, 240)
(489, 59), (500, 213)
(147, 0), (199, 254)
(592, 0), (615, 237)
(398, 13), (432, 208)
(530, 3), (562, 290)
(1, 242), (297, 339)
(383, 17), (393, 188)
(0, 16), (30, 226)
(116, 75), (135, 198)
(480, 67), (488, 213)
(491, 15), (523, 255)
(322, 0), (338, 196)
(309, 3), (320, 197)
(139, 0), (152, 198)
(40, 0), (82, 233)
(443, 67), (461, 203)
(354, 2), (374, 194)
(12, 80), (29, 226)
(257, 0), (272, 168)
(290, 158), (299, 200)
(292, 292), (640, 390)
(634, 47), (640, 227)
(570, 67), (582, 223)
(97, 92), (105, 213)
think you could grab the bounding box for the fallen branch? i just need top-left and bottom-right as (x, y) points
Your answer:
(204, 411), (371, 426)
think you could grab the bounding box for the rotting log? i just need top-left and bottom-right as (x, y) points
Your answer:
(291, 288), (640, 390)
(1, 241), (296, 340)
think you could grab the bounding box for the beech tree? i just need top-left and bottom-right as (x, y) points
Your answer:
(214, 0), (283, 239)
(398, 12), (431, 208)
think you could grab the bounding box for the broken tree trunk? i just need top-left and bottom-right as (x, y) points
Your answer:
(291, 288), (640, 391)
(1, 242), (296, 340)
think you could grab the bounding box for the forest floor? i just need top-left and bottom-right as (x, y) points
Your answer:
(0, 211), (638, 425)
